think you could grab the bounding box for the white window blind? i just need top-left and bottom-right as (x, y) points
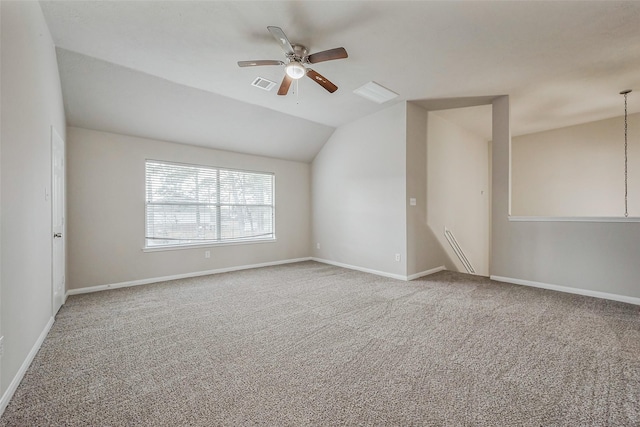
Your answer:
(145, 160), (274, 248)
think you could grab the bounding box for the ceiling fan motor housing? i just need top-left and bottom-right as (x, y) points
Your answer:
(289, 45), (309, 62)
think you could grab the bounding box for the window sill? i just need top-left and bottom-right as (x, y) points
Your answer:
(508, 216), (640, 223)
(142, 238), (277, 252)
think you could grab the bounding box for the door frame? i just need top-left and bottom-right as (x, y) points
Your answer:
(51, 126), (66, 315)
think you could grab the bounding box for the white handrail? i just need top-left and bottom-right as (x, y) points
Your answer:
(444, 227), (475, 274)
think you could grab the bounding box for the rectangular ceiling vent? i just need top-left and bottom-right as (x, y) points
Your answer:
(354, 81), (399, 104)
(251, 77), (276, 91)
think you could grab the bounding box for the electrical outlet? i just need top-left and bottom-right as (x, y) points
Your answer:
(205, 251), (210, 259)
(316, 243), (320, 249)
(395, 254), (401, 262)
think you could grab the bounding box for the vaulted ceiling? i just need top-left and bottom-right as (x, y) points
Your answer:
(40, 1), (640, 161)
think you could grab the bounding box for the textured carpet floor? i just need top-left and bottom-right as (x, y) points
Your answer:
(1, 261), (639, 426)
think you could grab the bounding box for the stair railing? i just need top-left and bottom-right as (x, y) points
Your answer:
(444, 227), (475, 274)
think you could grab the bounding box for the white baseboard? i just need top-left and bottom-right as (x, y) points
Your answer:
(490, 275), (640, 306)
(0, 316), (54, 416)
(311, 257), (407, 280)
(66, 257), (312, 296)
(311, 258), (446, 281)
(407, 266), (447, 280)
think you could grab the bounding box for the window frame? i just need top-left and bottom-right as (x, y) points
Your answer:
(143, 159), (276, 251)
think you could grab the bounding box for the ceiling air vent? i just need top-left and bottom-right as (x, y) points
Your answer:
(251, 77), (276, 91)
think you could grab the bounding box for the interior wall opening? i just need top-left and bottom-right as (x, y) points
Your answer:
(510, 111), (639, 218)
(427, 105), (492, 276)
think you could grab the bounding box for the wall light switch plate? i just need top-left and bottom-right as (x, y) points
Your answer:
(0, 336), (4, 357)
(409, 198), (417, 206)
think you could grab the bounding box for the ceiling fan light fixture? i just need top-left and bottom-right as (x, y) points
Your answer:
(285, 62), (306, 80)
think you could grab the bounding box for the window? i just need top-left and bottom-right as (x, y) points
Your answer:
(145, 160), (274, 248)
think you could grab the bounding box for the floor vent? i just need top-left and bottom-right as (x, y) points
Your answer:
(251, 77), (276, 91)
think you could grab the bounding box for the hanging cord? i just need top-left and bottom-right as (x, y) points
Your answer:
(621, 90), (631, 217)
(295, 78), (300, 105)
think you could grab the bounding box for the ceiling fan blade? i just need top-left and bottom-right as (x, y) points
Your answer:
(267, 26), (294, 55)
(306, 47), (348, 64)
(306, 69), (338, 93)
(277, 74), (293, 96)
(237, 60), (284, 67)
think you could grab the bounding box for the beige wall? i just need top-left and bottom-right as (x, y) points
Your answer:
(427, 111), (490, 276)
(406, 103), (453, 276)
(1, 1), (66, 395)
(492, 96), (640, 300)
(312, 102), (451, 279)
(512, 113), (640, 217)
(312, 103), (408, 277)
(67, 127), (310, 289)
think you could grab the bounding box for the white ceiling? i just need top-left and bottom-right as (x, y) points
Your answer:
(55, 48), (334, 162)
(40, 1), (640, 161)
(430, 105), (494, 142)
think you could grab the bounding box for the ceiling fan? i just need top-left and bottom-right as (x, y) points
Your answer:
(238, 26), (348, 96)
